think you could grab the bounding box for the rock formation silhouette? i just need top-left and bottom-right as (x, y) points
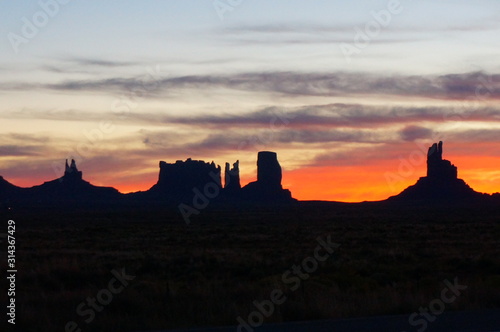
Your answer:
(64, 159), (83, 181)
(257, 151), (282, 187)
(224, 160), (241, 191)
(148, 158), (222, 200)
(389, 141), (484, 203)
(426, 141), (457, 180)
(241, 151), (295, 203)
(145, 152), (294, 204)
(0, 151), (296, 206)
(31, 159), (120, 202)
(0, 160), (120, 206)
(1, 146), (495, 208)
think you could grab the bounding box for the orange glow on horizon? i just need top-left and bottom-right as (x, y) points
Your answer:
(281, 155), (500, 202)
(283, 163), (419, 202)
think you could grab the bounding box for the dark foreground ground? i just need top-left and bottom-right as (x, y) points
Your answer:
(1, 201), (500, 331)
(160, 308), (500, 332)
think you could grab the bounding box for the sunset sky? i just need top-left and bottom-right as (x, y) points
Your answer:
(1, 0), (499, 202)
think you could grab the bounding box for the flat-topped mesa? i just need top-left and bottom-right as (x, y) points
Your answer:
(426, 141), (457, 180)
(63, 159), (83, 181)
(224, 160), (241, 191)
(151, 158), (222, 197)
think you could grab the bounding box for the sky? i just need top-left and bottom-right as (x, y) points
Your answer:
(0, 0), (499, 202)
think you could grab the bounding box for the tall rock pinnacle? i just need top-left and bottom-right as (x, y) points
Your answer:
(390, 141), (481, 203)
(224, 160), (241, 191)
(426, 141), (457, 180)
(63, 159), (83, 181)
(241, 151), (294, 203)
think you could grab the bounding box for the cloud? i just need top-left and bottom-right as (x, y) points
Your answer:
(222, 23), (354, 34)
(3, 133), (51, 144)
(4, 103), (500, 132)
(68, 58), (139, 68)
(448, 129), (500, 143)
(222, 21), (499, 35)
(0, 133), (54, 157)
(220, 37), (418, 46)
(140, 125), (395, 159)
(217, 19), (498, 47)
(0, 145), (41, 157)
(148, 104), (500, 130)
(39, 57), (143, 76)
(400, 125), (434, 141)
(2, 71), (497, 101)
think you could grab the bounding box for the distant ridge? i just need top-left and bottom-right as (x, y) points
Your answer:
(0, 176), (21, 202)
(25, 159), (121, 202)
(388, 141), (487, 203)
(0, 152), (296, 208)
(1, 145), (499, 209)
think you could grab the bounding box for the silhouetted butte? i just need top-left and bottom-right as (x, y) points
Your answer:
(389, 141), (484, 203)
